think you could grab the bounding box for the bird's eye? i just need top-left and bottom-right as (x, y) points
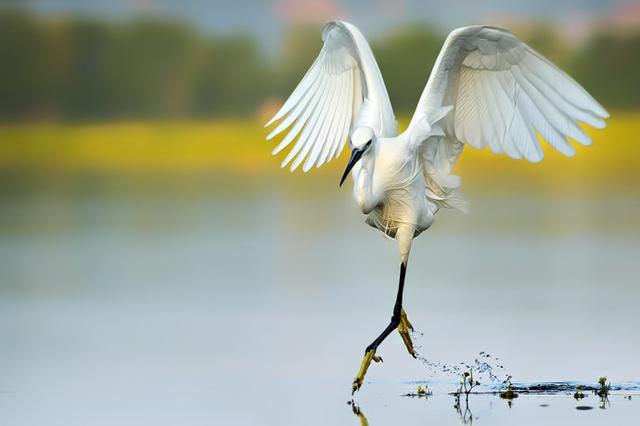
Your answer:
(365, 140), (372, 147)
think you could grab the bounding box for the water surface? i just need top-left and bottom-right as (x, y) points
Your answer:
(1, 186), (638, 425)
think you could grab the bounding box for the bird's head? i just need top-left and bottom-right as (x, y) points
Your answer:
(340, 127), (374, 187)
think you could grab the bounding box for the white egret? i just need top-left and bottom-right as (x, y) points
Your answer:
(265, 21), (608, 393)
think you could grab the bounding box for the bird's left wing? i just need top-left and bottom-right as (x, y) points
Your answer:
(405, 26), (608, 210)
(265, 20), (397, 172)
(407, 25), (608, 161)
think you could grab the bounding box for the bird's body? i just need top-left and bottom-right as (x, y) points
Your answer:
(353, 135), (436, 238)
(265, 20), (608, 393)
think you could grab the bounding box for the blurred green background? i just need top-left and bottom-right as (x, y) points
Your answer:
(2, 3), (640, 120)
(1, 2), (640, 425)
(1, 2), (639, 191)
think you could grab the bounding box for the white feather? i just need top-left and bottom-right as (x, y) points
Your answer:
(265, 20), (397, 172)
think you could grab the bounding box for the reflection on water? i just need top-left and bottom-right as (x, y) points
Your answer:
(0, 182), (639, 425)
(453, 392), (475, 424)
(349, 402), (369, 426)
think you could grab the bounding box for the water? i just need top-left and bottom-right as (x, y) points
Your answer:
(1, 185), (639, 425)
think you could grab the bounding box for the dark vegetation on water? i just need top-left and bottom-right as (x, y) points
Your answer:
(390, 375), (635, 424)
(403, 375), (629, 398)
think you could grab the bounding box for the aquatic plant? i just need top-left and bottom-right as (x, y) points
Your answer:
(596, 376), (611, 397)
(593, 376), (612, 409)
(451, 368), (480, 423)
(457, 369), (480, 395)
(499, 376), (518, 400)
(417, 385), (432, 396)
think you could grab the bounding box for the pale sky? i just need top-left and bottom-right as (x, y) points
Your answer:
(17, 0), (640, 51)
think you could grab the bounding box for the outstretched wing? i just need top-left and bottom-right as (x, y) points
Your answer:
(406, 26), (608, 206)
(265, 20), (397, 172)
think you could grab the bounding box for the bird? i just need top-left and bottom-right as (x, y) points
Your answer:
(264, 21), (608, 393)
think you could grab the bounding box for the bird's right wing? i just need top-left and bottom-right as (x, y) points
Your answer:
(265, 20), (397, 172)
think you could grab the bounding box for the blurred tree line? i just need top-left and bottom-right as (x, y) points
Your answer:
(1, 9), (639, 121)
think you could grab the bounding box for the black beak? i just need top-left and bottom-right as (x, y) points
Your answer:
(339, 147), (365, 187)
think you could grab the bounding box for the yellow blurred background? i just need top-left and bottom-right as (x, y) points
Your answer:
(0, 116), (638, 189)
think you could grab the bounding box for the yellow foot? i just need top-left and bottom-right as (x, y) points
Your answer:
(398, 309), (416, 358)
(352, 348), (382, 394)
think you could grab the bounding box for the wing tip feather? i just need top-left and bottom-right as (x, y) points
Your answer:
(266, 129), (279, 140)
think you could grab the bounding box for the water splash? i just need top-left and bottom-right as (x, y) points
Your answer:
(412, 331), (509, 386)
(408, 331), (640, 394)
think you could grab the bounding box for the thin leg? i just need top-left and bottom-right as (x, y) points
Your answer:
(366, 262), (407, 351)
(352, 262), (415, 393)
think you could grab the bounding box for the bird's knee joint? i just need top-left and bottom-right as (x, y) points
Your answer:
(390, 313), (401, 326)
